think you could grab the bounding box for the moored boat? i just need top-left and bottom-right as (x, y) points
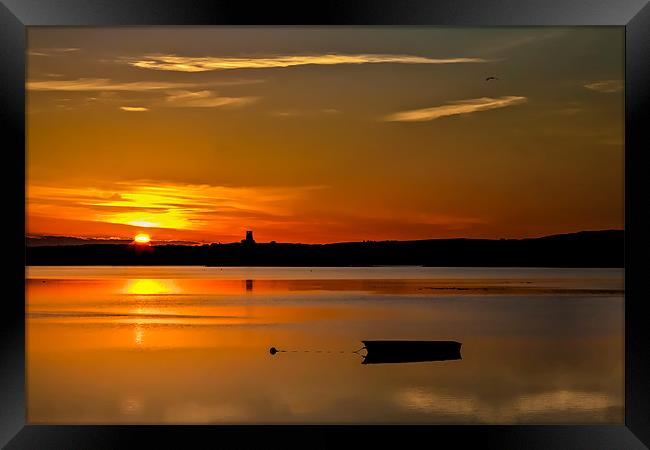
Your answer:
(361, 340), (462, 364)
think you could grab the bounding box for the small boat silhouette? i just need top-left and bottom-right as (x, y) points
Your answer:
(361, 340), (462, 364)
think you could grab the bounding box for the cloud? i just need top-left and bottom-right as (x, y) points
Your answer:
(164, 90), (256, 108)
(583, 80), (623, 93)
(27, 181), (323, 233)
(27, 78), (264, 92)
(120, 106), (149, 112)
(28, 47), (81, 57)
(28, 78), (200, 92)
(384, 96), (527, 122)
(271, 108), (341, 118)
(28, 79), (258, 111)
(125, 53), (490, 72)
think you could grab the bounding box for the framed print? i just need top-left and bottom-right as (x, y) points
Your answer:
(1, 0), (649, 448)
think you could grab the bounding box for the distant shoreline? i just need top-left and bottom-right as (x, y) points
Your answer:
(26, 230), (624, 268)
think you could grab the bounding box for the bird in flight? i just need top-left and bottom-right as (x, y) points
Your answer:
(485, 76), (499, 81)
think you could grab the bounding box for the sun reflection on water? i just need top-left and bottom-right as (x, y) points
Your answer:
(124, 279), (179, 295)
(134, 324), (145, 346)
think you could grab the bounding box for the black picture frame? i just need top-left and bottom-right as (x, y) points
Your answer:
(1, 1), (649, 448)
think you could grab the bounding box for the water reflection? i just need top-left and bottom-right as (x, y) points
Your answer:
(121, 397), (144, 416)
(133, 308), (146, 346)
(396, 388), (477, 416)
(124, 279), (179, 295)
(26, 267), (624, 424)
(394, 387), (618, 422)
(516, 390), (614, 413)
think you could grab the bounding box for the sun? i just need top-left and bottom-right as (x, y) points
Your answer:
(134, 233), (151, 244)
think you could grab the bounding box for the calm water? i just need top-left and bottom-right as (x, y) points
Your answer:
(26, 266), (624, 424)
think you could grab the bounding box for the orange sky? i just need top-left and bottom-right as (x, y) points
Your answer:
(27, 27), (624, 244)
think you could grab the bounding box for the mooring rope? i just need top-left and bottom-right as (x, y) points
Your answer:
(269, 346), (366, 356)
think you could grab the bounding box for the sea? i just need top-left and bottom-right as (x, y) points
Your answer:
(26, 266), (624, 424)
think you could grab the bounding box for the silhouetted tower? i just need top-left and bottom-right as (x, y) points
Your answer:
(241, 230), (256, 245)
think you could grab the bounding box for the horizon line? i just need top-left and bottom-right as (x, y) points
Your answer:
(26, 229), (624, 247)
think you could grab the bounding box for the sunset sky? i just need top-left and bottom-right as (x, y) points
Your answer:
(27, 27), (624, 244)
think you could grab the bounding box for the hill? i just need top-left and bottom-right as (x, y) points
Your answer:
(25, 230), (624, 267)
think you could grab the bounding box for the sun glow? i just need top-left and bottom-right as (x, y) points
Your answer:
(129, 221), (159, 228)
(134, 233), (151, 244)
(26, 182), (320, 242)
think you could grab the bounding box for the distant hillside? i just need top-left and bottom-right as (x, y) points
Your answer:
(27, 236), (131, 247)
(25, 230), (624, 267)
(27, 235), (200, 247)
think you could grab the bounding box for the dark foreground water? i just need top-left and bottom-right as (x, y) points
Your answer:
(26, 266), (624, 424)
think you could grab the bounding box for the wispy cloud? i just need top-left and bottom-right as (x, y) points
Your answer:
(272, 108), (341, 118)
(28, 79), (258, 111)
(28, 47), (81, 57)
(384, 96), (527, 122)
(28, 181), (324, 234)
(27, 77), (264, 92)
(28, 78), (200, 92)
(125, 53), (490, 72)
(27, 181), (492, 243)
(583, 80), (623, 93)
(164, 90), (256, 108)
